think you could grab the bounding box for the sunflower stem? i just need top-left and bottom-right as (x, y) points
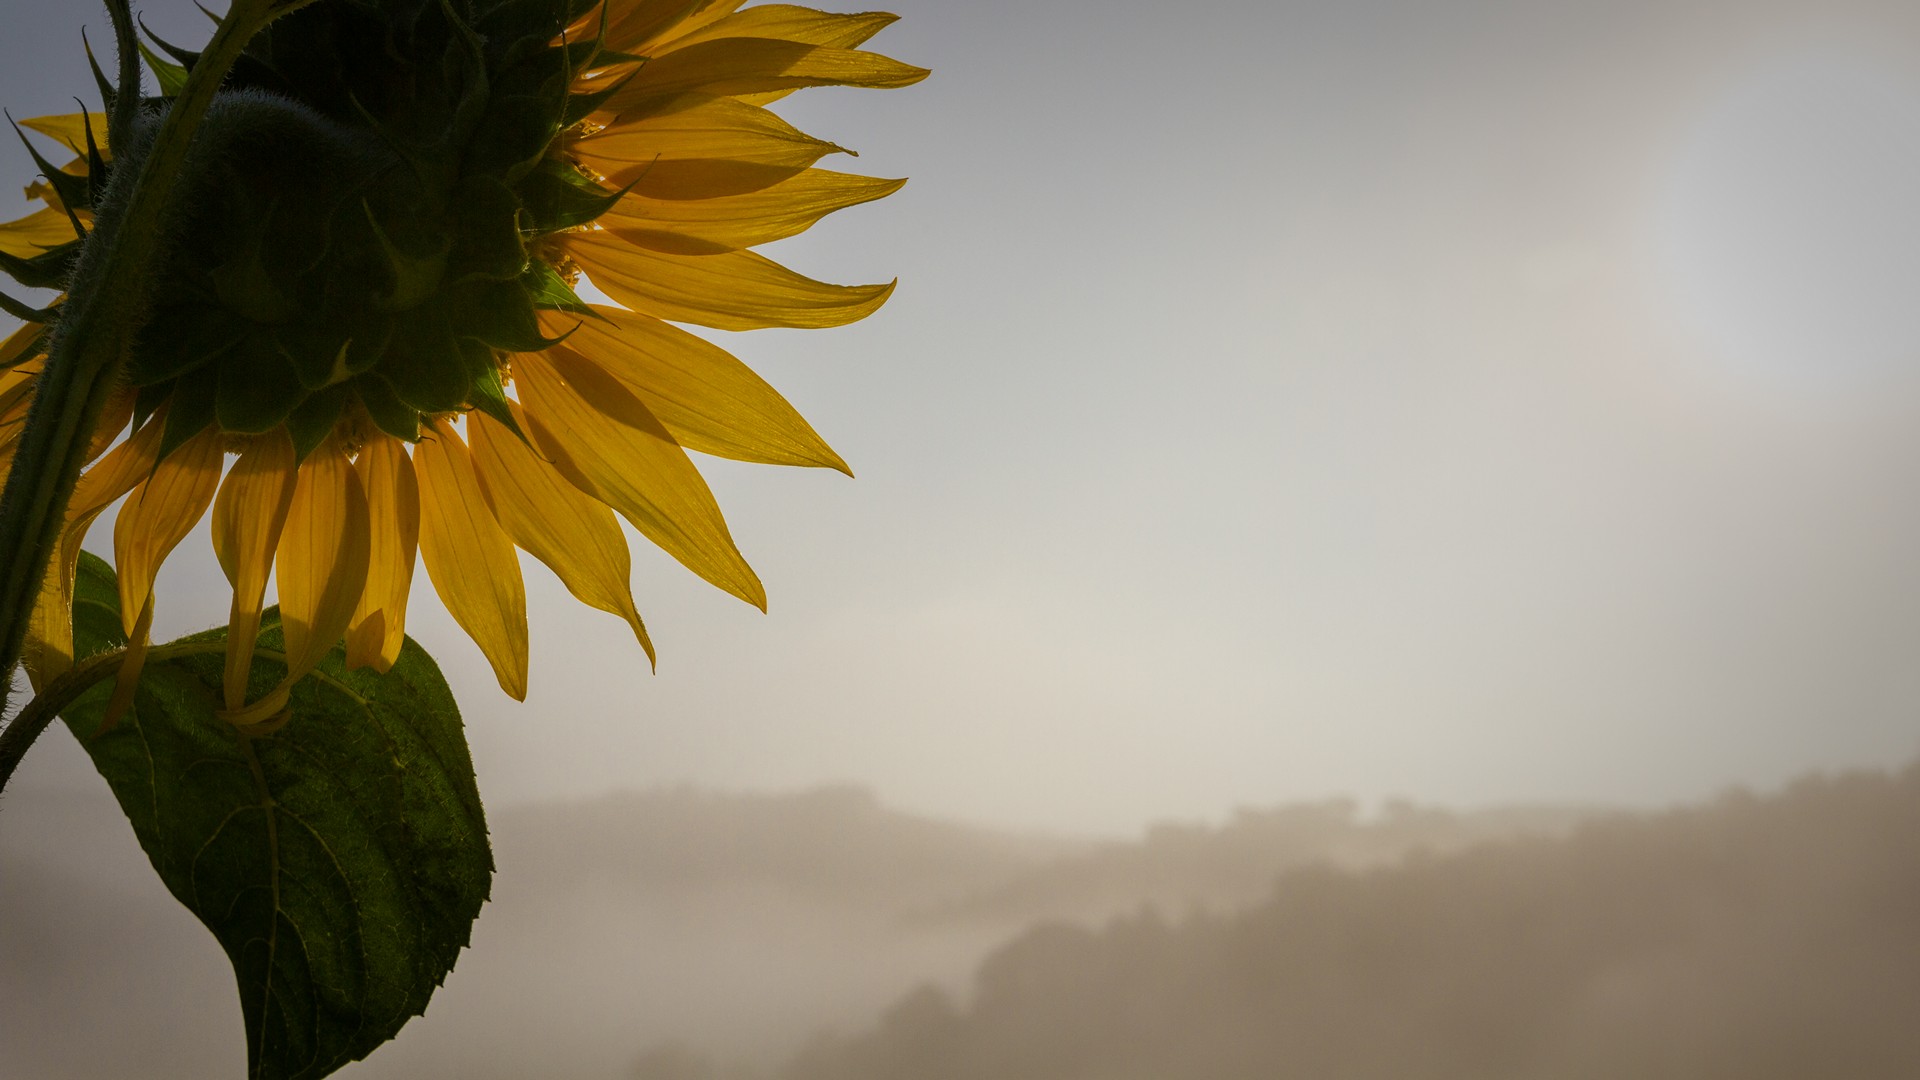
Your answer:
(0, 637), (230, 798)
(0, 649), (125, 795)
(0, 0), (293, 749)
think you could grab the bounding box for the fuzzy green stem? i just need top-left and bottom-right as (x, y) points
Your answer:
(0, 648), (125, 793)
(0, 638), (239, 794)
(0, 0), (299, 757)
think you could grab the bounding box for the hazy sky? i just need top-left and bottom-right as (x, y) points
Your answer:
(6, 0), (1920, 834)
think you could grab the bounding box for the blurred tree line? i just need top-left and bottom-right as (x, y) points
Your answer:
(645, 765), (1920, 1080)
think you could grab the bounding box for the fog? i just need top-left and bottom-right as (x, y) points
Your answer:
(6, 764), (1916, 1077)
(6, 0), (1920, 1075)
(783, 765), (1920, 1080)
(7, 0), (1920, 835)
(0, 767), (1605, 1077)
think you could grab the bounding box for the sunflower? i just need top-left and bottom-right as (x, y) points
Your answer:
(0, 0), (923, 722)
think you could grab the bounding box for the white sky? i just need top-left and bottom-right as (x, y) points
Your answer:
(6, 0), (1920, 834)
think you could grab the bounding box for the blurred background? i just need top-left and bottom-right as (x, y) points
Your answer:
(4, 0), (1920, 1077)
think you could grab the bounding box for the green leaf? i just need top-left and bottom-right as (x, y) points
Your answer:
(60, 553), (492, 1080)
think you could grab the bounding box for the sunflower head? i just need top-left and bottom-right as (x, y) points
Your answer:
(93, 0), (624, 456)
(0, 0), (924, 716)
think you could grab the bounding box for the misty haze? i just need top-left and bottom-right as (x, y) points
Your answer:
(7, 0), (1920, 1076)
(6, 767), (1919, 1077)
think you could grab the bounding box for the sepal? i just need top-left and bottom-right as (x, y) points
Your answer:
(9, 116), (92, 211)
(286, 383), (351, 460)
(516, 155), (629, 233)
(0, 242), (79, 291)
(520, 258), (599, 317)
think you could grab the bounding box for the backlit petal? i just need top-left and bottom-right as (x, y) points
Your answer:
(415, 417), (528, 699)
(595, 0), (744, 54)
(0, 324), (41, 365)
(567, 232), (894, 331)
(602, 169), (904, 254)
(470, 406), (655, 666)
(112, 427), (223, 636)
(210, 430), (297, 710)
(20, 112), (111, 157)
(515, 350), (764, 609)
(602, 39), (927, 113)
(0, 335), (39, 390)
(22, 412), (163, 685)
(542, 306), (848, 472)
(660, 6), (899, 52)
(279, 442), (373, 678)
(570, 94), (845, 196)
(347, 431), (420, 673)
(86, 389), (133, 464)
(0, 207), (84, 257)
(228, 438), (371, 722)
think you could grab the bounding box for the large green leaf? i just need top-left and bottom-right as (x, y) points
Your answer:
(60, 552), (492, 1080)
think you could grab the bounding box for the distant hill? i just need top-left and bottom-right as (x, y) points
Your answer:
(777, 765), (1920, 1080)
(0, 774), (1623, 1080)
(916, 797), (1601, 929)
(1, 782), (1086, 1080)
(493, 784), (1082, 912)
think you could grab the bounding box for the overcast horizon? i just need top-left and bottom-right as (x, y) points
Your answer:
(5, 0), (1920, 836)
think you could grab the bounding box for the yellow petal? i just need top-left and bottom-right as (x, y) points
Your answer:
(0, 207), (83, 257)
(571, 93), (845, 196)
(514, 350), (764, 609)
(347, 431), (420, 673)
(602, 169), (904, 254)
(660, 6), (900, 52)
(20, 112), (111, 157)
(705, 8), (906, 107)
(470, 406), (655, 666)
(271, 439), (372, 696)
(567, 232), (894, 331)
(596, 0), (744, 54)
(0, 366), (39, 465)
(22, 554), (73, 691)
(0, 354), (117, 474)
(112, 427), (224, 636)
(541, 306), (848, 472)
(22, 415), (164, 686)
(210, 430), (297, 711)
(100, 597), (154, 733)
(71, 412), (166, 518)
(0, 340), (38, 392)
(603, 39), (927, 112)
(415, 417), (528, 699)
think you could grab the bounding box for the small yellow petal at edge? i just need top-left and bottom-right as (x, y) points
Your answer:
(23, 415), (164, 688)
